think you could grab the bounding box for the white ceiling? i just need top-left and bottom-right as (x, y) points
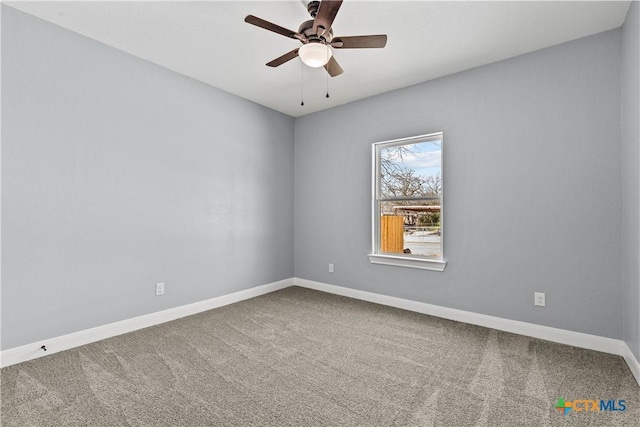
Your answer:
(5, 1), (631, 117)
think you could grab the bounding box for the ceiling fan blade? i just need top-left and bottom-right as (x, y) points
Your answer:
(266, 49), (300, 67)
(245, 15), (303, 40)
(324, 56), (344, 77)
(313, 1), (343, 36)
(331, 35), (387, 49)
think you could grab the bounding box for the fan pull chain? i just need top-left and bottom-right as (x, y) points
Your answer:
(325, 47), (330, 98)
(300, 60), (305, 107)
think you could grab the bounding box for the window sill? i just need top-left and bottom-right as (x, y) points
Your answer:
(367, 254), (447, 271)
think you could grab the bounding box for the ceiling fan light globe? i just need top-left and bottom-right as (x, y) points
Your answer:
(299, 43), (332, 67)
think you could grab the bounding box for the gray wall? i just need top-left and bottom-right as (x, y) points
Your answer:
(295, 29), (623, 339)
(2, 4), (634, 352)
(1, 6), (294, 350)
(622, 1), (640, 361)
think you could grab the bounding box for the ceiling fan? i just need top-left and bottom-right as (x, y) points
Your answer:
(244, 0), (387, 77)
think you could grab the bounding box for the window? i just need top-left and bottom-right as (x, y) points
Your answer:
(368, 132), (446, 271)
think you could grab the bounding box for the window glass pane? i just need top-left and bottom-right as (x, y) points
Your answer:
(379, 140), (442, 199)
(379, 200), (441, 258)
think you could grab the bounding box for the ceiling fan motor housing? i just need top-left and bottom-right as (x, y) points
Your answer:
(298, 19), (333, 43)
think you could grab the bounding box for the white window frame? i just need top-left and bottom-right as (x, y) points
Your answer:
(368, 132), (447, 271)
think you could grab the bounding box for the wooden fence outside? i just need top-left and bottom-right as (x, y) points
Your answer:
(380, 215), (404, 253)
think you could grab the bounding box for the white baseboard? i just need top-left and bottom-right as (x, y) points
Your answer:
(0, 278), (293, 368)
(294, 278), (629, 358)
(622, 343), (640, 386)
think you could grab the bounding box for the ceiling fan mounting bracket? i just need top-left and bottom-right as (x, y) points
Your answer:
(307, 1), (321, 18)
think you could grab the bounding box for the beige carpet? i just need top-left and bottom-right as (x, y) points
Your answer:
(1, 286), (639, 426)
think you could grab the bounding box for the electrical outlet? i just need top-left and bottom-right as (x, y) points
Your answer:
(156, 282), (165, 296)
(328, 263), (334, 273)
(534, 292), (545, 307)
